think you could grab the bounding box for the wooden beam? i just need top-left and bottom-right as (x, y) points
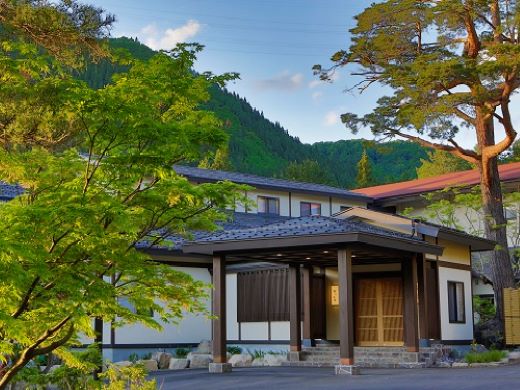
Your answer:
(403, 255), (419, 352)
(288, 263), (302, 352)
(338, 248), (354, 365)
(417, 255), (429, 340)
(212, 255), (227, 363)
(302, 265), (314, 345)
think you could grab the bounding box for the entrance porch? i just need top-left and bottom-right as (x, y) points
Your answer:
(183, 217), (444, 374)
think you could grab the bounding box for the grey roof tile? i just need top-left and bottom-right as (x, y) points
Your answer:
(173, 165), (372, 201)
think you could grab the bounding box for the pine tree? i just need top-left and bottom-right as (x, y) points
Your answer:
(356, 149), (373, 188)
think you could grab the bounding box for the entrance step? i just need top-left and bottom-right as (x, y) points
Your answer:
(282, 346), (442, 368)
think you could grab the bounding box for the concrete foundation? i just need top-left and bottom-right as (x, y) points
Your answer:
(208, 363), (232, 373)
(334, 365), (360, 375)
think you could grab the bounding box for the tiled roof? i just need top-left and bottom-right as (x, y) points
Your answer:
(189, 215), (422, 243)
(173, 165), (371, 201)
(352, 161), (520, 200)
(136, 212), (290, 251)
(0, 182), (24, 200)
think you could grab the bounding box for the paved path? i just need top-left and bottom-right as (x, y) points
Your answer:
(151, 365), (520, 390)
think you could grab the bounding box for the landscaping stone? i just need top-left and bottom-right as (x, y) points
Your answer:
(252, 358), (267, 367)
(168, 358), (189, 370)
(208, 362), (232, 373)
(158, 352), (172, 369)
(187, 352), (212, 368)
(228, 354), (253, 367)
(196, 340), (212, 354)
(139, 359), (159, 371)
(265, 354), (286, 366)
(508, 351), (520, 361)
(435, 361), (452, 368)
(113, 360), (133, 367)
(452, 362), (469, 368)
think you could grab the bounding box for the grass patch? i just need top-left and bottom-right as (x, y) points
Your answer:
(465, 350), (507, 363)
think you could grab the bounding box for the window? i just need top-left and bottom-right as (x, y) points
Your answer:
(447, 281), (465, 323)
(300, 202), (321, 216)
(257, 196), (280, 215)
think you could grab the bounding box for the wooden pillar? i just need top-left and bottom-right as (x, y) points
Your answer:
(212, 255), (227, 363)
(338, 248), (354, 365)
(417, 255), (429, 340)
(403, 255), (419, 352)
(289, 263), (302, 352)
(302, 265), (315, 346)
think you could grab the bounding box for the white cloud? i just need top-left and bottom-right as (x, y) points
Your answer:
(140, 20), (201, 50)
(255, 71), (304, 92)
(324, 111), (340, 126)
(312, 91), (323, 101)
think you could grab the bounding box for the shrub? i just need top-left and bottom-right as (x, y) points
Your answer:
(465, 350), (507, 364)
(128, 353), (139, 363)
(249, 350), (265, 360)
(140, 352), (152, 360)
(227, 346), (242, 355)
(175, 348), (190, 358)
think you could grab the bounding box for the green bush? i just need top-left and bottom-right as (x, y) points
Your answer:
(175, 348), (190, 358)
(465, 350), (507, 363)
(227, 346), (242, 355)
(128, 353), (139, 363)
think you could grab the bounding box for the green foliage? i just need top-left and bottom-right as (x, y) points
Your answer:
(281, 159), (334, 185)
(473, 296), (496, 324)
(15, 345), (101, 389)
(128, 353), (139, 364)
(140, 353), (152, 361)
(175, 348), (190, 358)
(356, 149), (374, 188)
(465, 349), (507, 364)
(226, 346), (242, 355)
(416, 150), (473, 179)
(249, 350), (265, 360)
(0, 36), (247, 387)
(100, 363), (157, 390)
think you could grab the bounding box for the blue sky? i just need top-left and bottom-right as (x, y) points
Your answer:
(89, 0), (515, 148)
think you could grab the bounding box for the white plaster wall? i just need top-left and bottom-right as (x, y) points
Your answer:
(270, 321), (290, 340)
(240, 322), (269, 340)
(114, 267), (211, 344)
(438, 267), (474, 341)
(233, 188), (368, 217)
(226, 273), (239, 340)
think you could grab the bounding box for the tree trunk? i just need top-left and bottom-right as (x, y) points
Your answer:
(476, 115), (516, 333)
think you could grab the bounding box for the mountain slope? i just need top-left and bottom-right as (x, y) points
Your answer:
(77, 37), (428, 189)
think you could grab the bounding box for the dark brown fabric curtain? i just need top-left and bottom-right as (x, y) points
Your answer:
(238, 268), (296, 322)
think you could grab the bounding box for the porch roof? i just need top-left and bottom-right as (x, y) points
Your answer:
(183, 215), (443, 258)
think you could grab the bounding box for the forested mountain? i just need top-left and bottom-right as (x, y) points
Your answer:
(77, 37), (429, 189)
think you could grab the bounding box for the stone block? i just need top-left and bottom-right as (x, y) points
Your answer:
(265, 354), (287, 366)
(196, 340), (212, 354)
(452, 362), (469, 368)
(158, 352), (172, 369)
(208, 362), (232, 373)
(288, 351), (301, 362)
(187, 353), (212, 368)
(228, 354), (253, 367)
(252, 358), (267, 367)
(168, 358), (188, 370)
(508, 351), (520, 361)
(334, 365), (360, 375)
(139, 359), (158, 371)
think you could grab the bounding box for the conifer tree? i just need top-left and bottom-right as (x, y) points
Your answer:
(356, 149), (373, 188)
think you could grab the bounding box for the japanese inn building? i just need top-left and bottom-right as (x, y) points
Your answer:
(1, 165), (495, 373)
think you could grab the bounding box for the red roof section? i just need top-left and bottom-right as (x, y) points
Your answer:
(353, 161), (520, 200)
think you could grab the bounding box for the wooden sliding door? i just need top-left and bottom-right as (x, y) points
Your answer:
(355, 278), (404, 346)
